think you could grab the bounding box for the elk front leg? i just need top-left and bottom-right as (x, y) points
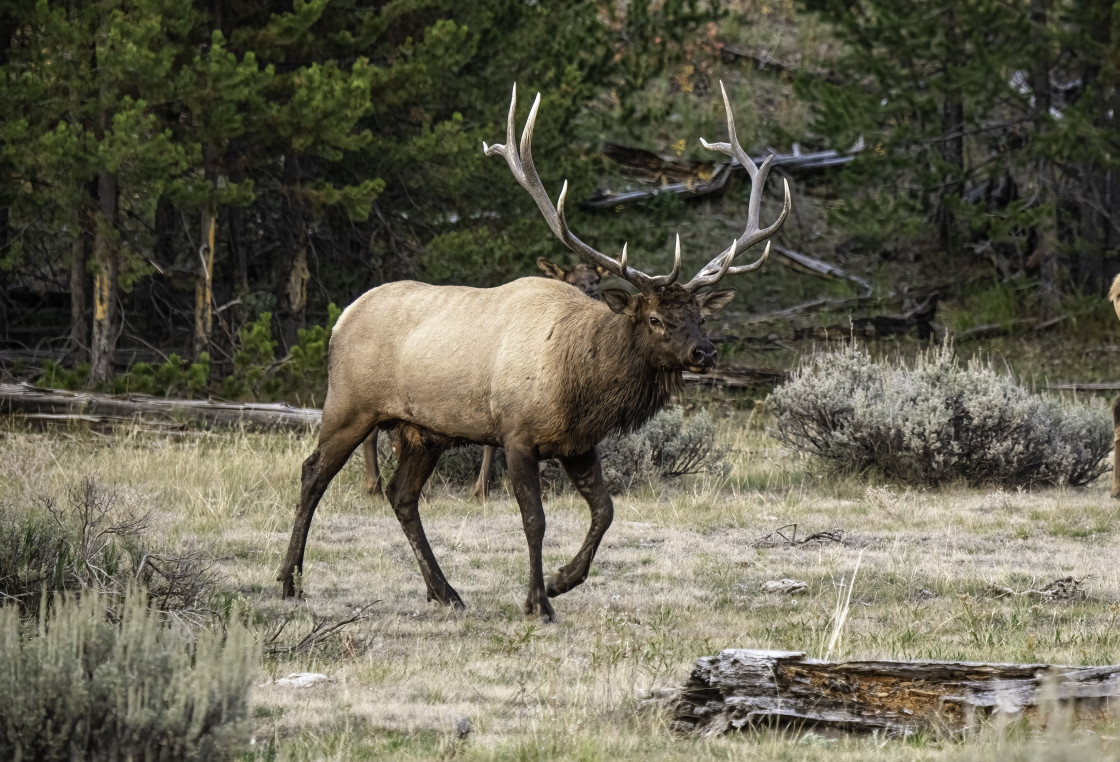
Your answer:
(548, 448), (614, 597)
(472, 445), (495, 502)
(506, 442), (554, 622)
(279, 416), (373, 598)
(387, 438), (464, 609)
(1112, 396), (1120, 499)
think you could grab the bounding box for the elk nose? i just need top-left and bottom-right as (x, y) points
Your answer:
(689, 344), (717, 367)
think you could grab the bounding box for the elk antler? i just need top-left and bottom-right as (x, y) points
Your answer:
(483, 85), (680, 296)
(681, 81), (793, 293)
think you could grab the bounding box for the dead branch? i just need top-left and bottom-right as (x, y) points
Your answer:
(754, 524), (846, 548)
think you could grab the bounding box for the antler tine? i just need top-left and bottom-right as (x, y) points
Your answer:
(484, 84), (680, 295)
(699, 81), (760, 181)
(683, 82), (792, 292)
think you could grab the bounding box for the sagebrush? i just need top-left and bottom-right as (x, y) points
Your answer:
(0, 587), (257, 762)
(0, 476), (216, 620)
(766, 342), (1111, 487)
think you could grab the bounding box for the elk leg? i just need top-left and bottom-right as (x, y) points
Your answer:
(548, 448), (613, 597)
(388, 439), (464, 609)
(1112, 396), (1120, 499)
(361, 431), (383, 498)
(506, 443), (555, 622)
(472, 445), (494, 502)
(278, 416), (374, 598)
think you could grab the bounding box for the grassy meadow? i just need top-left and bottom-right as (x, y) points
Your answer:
(3, 397), (1119, 761)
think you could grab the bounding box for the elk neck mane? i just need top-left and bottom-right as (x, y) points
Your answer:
(548, 303), (682, 453)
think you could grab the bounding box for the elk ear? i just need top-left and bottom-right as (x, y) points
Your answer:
(537, 257), (566, 281)
(602, 288), (639, 317)
(697, 288), (736, 316)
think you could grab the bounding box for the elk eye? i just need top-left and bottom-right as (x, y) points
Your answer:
(649, 316), (662, 327)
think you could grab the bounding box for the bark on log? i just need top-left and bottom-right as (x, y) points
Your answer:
(0, 383), (321, 432)
(666, 649), (1120, 738)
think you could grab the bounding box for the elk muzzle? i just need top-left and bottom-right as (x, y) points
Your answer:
(687, 342), (718, 373)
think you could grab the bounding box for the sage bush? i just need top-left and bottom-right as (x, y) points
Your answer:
(767, 342), (1111, 488)
(0, 477), (216, 620)
(0, 588), (257, 762)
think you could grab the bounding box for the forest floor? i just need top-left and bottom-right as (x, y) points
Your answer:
(3, 405), (1119, 760)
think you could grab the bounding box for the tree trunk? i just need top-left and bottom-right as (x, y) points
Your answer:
(1030, 0), (1061, 317)
(89, 171), (119, 385)
(69, 207), (90, 365)
(936, 9), (964, 254)
(192, 208), (216, 362)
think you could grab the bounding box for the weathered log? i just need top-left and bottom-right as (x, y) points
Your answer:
(772, 245), (873, 297)
(1048, 381), (1120, 392)
(666, 649), (1120, 738)
(954, 314), (1069, 341)
(682, 365), (788, 390)
(788, 294), (941, 342)
(0, 382), (321, 432)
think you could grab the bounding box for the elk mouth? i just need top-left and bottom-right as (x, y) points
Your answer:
(686, 364), (713, 374)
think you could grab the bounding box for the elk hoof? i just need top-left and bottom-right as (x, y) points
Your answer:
(524, 594), (556, 623)
(427, 585), (466, 609)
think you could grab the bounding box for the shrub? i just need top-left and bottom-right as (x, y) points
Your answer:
(0, 477), (216, 620)
(537, 406), (730, 493)
(0, 587), (257, 762)
(766, 341), (1111, 488)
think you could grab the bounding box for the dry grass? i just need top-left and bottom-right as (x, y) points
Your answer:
(2, 416), (1119, 760)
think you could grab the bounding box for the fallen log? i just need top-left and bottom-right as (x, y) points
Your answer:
(787, 294), (942, 342)
(1048, 381), (1120, 392)
(0, 382), (321, 432)
(682, 365), (788, 390)
(666, 649), (1120, 738)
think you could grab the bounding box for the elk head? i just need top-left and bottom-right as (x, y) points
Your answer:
(536, 257), (609, 299)
(485, 82), (791, 375)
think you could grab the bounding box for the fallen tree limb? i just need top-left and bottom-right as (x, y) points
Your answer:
(0, 383), (321, 432)
(772, 245), (872, 297)
(665, 648), (1119, 737)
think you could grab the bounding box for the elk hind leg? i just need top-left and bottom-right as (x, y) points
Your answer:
(388, 433), (464, 609)
(279, 413), (375, 597)
(1112, 396), (1120, 499)
(548, 448), (613, 598)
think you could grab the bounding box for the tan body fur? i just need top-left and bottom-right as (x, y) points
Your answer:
(337, 278), (663, 457)
(360, 258), (607, 501)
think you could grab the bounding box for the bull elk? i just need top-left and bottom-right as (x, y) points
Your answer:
(277, 83), (791, 620)
(359, 256), (609, 502)
(1109, 274), (1120, 498)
